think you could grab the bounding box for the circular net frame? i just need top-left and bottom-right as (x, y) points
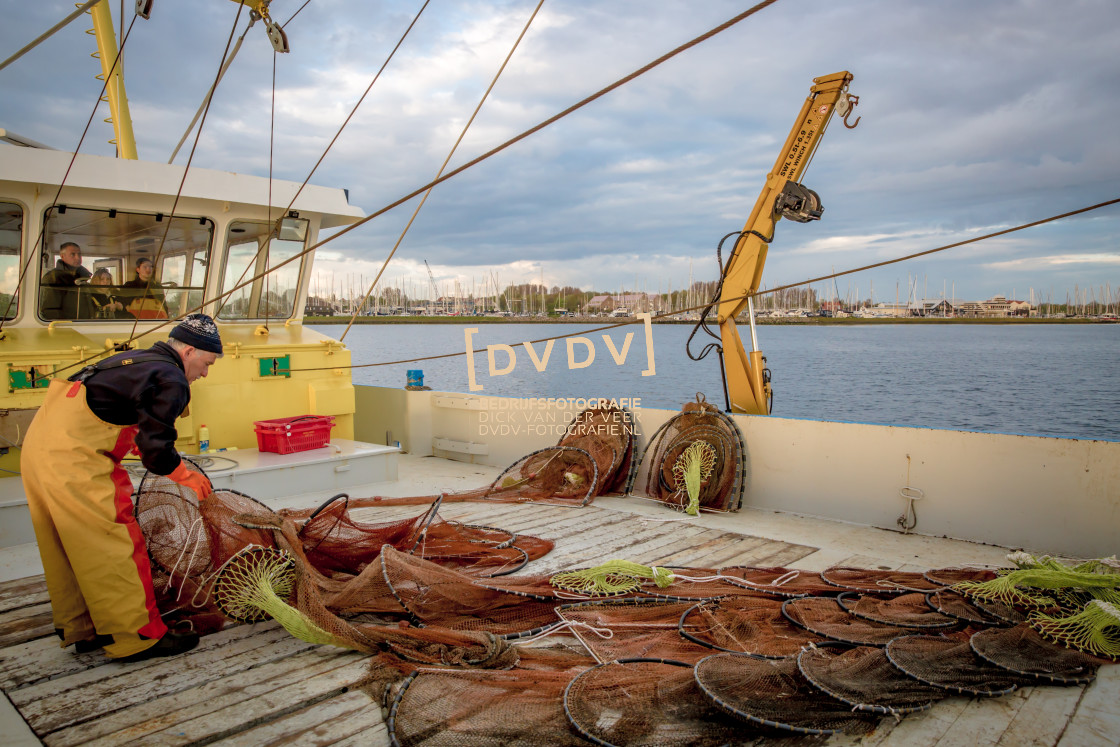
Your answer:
(388, 667), (588, 747)
(563, 658), (748, 747)
(923, 567), (1002, 586)
(781, 596), (916, 646)
(821, 567), (941, 594)
(627, 397), (745, 513)
(837, 592), (959, 630)
(556, 598), (711, 664)
(693, 653), (880, 736)
(926, 589), (1007, 627)
(884, 634), (1031, 696)
(211, 546), (297, 624)
(679, 596), (824, 658)
(560, 405), (635, 495)
(797, 645), (945, 715)
(718, 566), (838, 598)
(969, 624), (1103, 684)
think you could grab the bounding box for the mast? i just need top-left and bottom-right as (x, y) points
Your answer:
(89, 0), (138, 158)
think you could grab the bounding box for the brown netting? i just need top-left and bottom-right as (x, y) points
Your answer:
(970, 623), (1104, 684)
(925, 589), (1006, 626)
(336, 405), (635, 510)
(627, 395), (746, 513)
(796, 645), (946, 715)
(837, 592), (959, 630)
(884, 634), (1032, 696)
(679, 596), (824, 658)
(693, 653), (881, 735)
(556, 598), (711, 664)
(564, 658), (750, 746)
(970, 597), (1033, 625)
(923, 567), (1002, 586)
(821, 566), (941, 594)
(781, 596), (916, 646)
(387, 667), (589, 747)
(718, 566), (838, 598)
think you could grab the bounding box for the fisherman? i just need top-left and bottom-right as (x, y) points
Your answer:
(21, 314), (221, 661)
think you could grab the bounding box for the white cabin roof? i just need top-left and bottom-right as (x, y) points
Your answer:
(0, 145), (364, 229)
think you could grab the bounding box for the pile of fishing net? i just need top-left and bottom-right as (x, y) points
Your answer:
(133, 465), (1120, 747)
(340, 405), (636, 509)
(626, 393), (746, 514)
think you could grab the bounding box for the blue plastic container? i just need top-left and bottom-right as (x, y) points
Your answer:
(406, 369), (424, 387)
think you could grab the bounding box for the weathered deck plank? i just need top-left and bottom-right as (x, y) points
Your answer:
(0, 575), (50, 614)
(0, 602), (53, 649)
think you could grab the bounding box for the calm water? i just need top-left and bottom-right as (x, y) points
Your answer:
(311, 323), (1120, 441)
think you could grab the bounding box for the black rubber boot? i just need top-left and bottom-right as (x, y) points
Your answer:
(116, 631), (200, 663)
(75, 633), (115, 654)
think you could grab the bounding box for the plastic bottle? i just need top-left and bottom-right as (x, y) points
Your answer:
(198, 424), (210, 454)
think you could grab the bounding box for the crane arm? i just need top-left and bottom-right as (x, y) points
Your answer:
(718, 71), (857, 414)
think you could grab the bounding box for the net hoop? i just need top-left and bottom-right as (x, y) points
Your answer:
(971, 597), (1030, 625)
(923, 567), (1003, 586)
(925, 589), (1005, 626)
(693, 653), (879, 736)
(821, 567), (940, 594)
(796, 644), (943, 716)
(562, 657), (734, 747)
(884, 635), (1024, 697)
(837, 591), (959, 630)
(486, 446), (599, 505)
(781, 596), (914, 647)
(211, 546), (296, 624)
(969, 624), (1102, 684)
(678, 598), (821, 659)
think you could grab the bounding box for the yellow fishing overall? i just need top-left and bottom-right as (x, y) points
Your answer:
(22, 379), (167, 658)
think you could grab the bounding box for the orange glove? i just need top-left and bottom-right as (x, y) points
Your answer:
(168, 462), (213, 501)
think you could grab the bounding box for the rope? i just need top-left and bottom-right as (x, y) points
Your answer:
(0, 12), (140, 331)
(168, 14), (257, 164)
(339, 0), (547, 342)
(0, 0), (102, 73)
(126, 1), (246, 343)
(19, 0), (782, 361)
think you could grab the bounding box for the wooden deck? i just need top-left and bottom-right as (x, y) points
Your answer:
(1, 499), (1117, 746)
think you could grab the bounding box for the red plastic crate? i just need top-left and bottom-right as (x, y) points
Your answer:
(254, 415), (335, 454)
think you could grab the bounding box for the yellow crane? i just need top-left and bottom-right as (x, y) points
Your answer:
(718, 71), (860, 414)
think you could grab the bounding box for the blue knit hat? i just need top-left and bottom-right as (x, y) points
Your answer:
(169, 313), (223, 355)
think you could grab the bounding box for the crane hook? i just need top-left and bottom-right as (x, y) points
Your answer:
(838, 93), (861, 129)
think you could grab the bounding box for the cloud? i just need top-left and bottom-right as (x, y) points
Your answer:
(984, 253), (1120, 271)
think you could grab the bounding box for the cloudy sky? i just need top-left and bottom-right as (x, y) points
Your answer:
(3, 0), (1119, 305)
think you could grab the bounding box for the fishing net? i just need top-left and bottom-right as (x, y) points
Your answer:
(781, 596), (915, 646)
(796, 645), (945, 715)
(971, 597), (1032, 625)
(388, 667), (589, 747)
(693, 653), (881, 735)
(837, 591), (959, 630)
(923, 567), (1001, 586)
(563, 658), (748, 746)
(718, 566), (838, 597)
(285, 493), (551, 578)
(556, 598), (708, 663)
(821, 566), (941, 594)
(1029, 600), (1120, 660)
(925, 589), (1006, 626)
(342, 405), (635, 510)
(970, 623), (1104, 684)
(678, 596), (824, 658)
(884, 634), (1030, 696)
(627, 394), (745, 513)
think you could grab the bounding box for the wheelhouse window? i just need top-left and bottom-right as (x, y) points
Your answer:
(38, 206), (213, 321)
(0, 202), (22, 320)
(217, 218), (308, 321)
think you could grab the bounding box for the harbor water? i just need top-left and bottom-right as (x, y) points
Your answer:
(313, 323), (1120, 442)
